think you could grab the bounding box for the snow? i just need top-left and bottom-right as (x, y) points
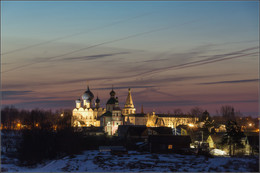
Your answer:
(1, 150), (258, 172)
(210, 149), (228, 156)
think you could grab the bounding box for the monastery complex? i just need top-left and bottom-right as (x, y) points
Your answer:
(72, 86), (198, 135)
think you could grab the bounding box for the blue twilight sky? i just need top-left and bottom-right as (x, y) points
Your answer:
(1, 1), (259, 116)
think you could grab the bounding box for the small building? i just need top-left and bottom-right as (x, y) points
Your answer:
(148, 135), (192, 153)
(244, 135), (259, 155)
(118, 126), (173, 139)
(144, 127), (173, 136)
(209, 133), (225, 149)
(214, 124), (226, 132)
(176, 125), (189, 135)
(125, 125), (147, 139)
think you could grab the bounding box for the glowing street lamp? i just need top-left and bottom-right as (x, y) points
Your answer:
(249, 123), (252, 127)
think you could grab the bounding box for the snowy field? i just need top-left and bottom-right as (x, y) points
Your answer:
(1, 150), (259, 172)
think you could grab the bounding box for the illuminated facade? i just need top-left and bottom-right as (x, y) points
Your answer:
(124, 113), (148, 125)
(72, 86), (105, 127)
(100, 89), (123, 135)
(157, 114), (198, 128)
(72, 86), (198, 134)
(126, 112), (198, 128)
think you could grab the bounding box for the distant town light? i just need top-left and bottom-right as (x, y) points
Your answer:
(249, 123), (252, 127)
(188, 123), (194, 127)
(61, 113), (64, 117)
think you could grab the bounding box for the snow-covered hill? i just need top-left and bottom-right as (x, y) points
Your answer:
(1, 150), (259, 172)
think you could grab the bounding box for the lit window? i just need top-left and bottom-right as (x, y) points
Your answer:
(168, 145), (173, 149)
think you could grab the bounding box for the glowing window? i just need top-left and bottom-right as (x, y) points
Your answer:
(168, 145), (173, 149)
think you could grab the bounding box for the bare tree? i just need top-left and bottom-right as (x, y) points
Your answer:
(222, 120), (245, 156)
(173, 108), (183, 115)
(190, 106), (203, 121)
(220, 105), (235, 120)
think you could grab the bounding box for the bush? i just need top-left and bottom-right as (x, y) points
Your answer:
(16, 127), (112, 166)
(17, 127), (84, 165)
(17, 129), (57, 165)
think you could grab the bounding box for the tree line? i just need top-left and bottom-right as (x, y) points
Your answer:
(1, 106), (71, 130)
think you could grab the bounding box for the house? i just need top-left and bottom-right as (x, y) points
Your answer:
(177, 125), (189, 135)
(189, 130), (224, 149)
(118, 125), (147, 139)
(118, 126), (173, 139)
(209, 133), (224, 149)
(206, 135), (214, 148)
(214, 124), (226, 132)
(148, 135), (191, 153)
(190, 129), (210, 143)
(143, 127), (173, 136)
(207, 132), (259, 156)
(244, 135), (259, 155)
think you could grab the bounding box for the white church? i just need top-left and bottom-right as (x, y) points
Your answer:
(72, 85), (198, 136)
(72, 86), (136, 135)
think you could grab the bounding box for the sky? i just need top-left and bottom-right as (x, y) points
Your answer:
(1, 1), (259, 116)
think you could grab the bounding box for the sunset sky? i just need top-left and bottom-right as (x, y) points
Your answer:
(1, 1), (259, 116)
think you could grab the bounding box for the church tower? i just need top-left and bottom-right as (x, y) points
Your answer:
(122, 88), (136, 115)
(95, 96), (100, 108)
(106, 88), (117, 112)
(111, 97), (123, 135)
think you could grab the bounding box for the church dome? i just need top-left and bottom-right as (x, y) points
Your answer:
(110, 89), (115, 97)
(96, 96), (100, 103)
(82, 93), (89, 100)
(82, 86), (94, 100)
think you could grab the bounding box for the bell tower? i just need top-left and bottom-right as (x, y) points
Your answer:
(122, 88), (136, 115)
